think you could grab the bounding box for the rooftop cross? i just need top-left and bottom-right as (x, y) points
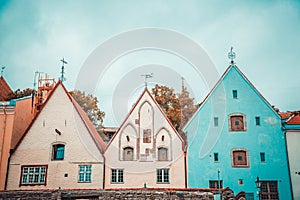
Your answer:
(228, 47), (236, 64)
(1, 65), (5, 77)
(59, 58), (68, 82)
(141, 73), (153, 88)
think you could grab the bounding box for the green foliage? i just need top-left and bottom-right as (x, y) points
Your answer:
(70, 90), (105, 130)
(5, 88), (34, 100)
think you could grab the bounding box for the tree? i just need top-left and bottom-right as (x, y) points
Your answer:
(5, 88), (34, 100)
(152, 84), (182, 130)
(178, 80), (198, 130)
(69, 90), (105, 131)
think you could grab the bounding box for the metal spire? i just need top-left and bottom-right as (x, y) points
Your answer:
(1, 65), (5, 77)
(141, 73), (153, 88)
(59, 58), (68, 82)
(228, 47), (236, 64)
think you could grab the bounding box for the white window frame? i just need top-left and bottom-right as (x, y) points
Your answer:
(157, 168), (170, 183)
(111, 169), (124, 184)
(78, 165), (92, 183)
(20, 165), (47, 185)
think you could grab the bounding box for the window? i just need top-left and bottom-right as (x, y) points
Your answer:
(229, 114), (246, 131)
(157, 168), (169, 183)
(238, 179), (243, 185)
(261, 181), (278, 199)
(214, 117), (219, 127)
(255, 116), (261, 126)
(123, 147), (134, 161)
(78, 165), (92, 183)
(209, 180), (223, 189)
(158, 147), (168, 161)
(143, 129), (151, 143)
(232, 90), (238, 99)
(232, 149), (249, 167)
(126, 135), (130, 142)
(52, 144), (65, 160)
(214, 153), (219, 162)
(260, 152), (266, 162)
(111, 169), (124, 183)
(21, 165), (47, 185)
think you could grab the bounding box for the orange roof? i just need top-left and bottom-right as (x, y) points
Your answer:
(287, 114), (300, 125)
(279, 112), (293, 119)
(0, 76), (12, 101)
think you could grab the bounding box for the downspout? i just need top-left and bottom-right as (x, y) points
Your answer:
(184, 133), (188, 188)
(102, 155), (106, 190)
(282, 124), (294, 200)
(4, 149), (13, 190)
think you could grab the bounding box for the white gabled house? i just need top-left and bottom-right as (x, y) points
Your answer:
(104, 89), (186, 189)
(6, 81), (106, 190)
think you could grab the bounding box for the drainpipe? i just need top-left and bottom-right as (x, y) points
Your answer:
(4, 149), (13, 190)
(102, 155), (106, 190)
(0, 104), (7, 183)
(183, 135), (188, 188)
(282, 124), (294, 200)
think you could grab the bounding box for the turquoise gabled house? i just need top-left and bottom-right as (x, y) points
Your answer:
(184, 62), (292, 199)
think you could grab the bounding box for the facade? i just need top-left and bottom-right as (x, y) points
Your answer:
(0, 101), (15, 190)
(184, 64), (292, 199)
(104, 89), (186, 189)
(6, 82), (106, 190)
(282, 112), (300, 199)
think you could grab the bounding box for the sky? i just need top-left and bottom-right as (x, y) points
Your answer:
(1, 0), (300, 126)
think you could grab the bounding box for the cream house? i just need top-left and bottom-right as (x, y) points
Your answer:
(104, 89), (186, 189)
(6, 81), (106, 190)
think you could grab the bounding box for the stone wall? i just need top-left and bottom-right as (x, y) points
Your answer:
(0, 189), (234, 200)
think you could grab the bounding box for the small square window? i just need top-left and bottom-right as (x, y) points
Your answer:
(232, 150), (248, 167)
(238, 179), (243, 185)
(111, 169), (124, 183)
(157, 168), (169, 183)
(260, 152), (265, 162)
(78, 165), (92, 183)
(214, 153), (219, 162)
(214, 117), (219, 127)
(255, 117), (260, 126)
(232, 90), (238, 99)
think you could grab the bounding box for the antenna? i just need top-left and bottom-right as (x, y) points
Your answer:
(1, 65), (5, 77)
(59, 58), (68, 82)
(141, 73), (153, 88)
(228, 46), (236, 64)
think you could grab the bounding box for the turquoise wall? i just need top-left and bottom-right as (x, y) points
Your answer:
(184, 65), (292, 199)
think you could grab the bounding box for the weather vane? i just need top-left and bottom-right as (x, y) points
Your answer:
(228, 47), (236, 64)
(141, 73), (153, 88)
(1, 65), (5, 77)
(59, 58), (68, 82)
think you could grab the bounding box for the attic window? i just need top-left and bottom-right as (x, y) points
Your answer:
(126, 136), (130, 142)
(232, 90), (238, 99)
(161, 135), (165, 141)
(143, 129), (151, 143)
(52, 144), (65, 160)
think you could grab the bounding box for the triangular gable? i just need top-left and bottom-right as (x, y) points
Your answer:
(105, 88), (184, 151)
(0, 76), (12, 101)
(13, 81), (106, 153)
(185, 64), (280, 128)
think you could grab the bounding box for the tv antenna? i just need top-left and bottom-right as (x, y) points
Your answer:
(141, 73), (153, 88)
(59, 58), (68, 82)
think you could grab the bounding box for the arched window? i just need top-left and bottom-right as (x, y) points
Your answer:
(52, 144), (65, 160)
(123, 147), (134, 161)
(158, 147), (168, 161)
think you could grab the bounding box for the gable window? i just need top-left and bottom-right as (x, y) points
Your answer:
(21, 165), (47, 185)
(78, 165), (91, 183)
(123, 147), (134, 161)
(261, 181), (279, 199)
(229, 114), (246, 131)
(143, 129), (151, 143)
(214, 153), (219, 162)
(255, 116), (261, 126)
(214, 117), (219, 127)
(232, 90), (238, 99)
(232, 149), (249, 167)
(111, 169), (124, 183)
(52, 144), (65, 160)
(260, 152), (266, 162)
(157, 168), (169, 183)
(158, 147), (168, 161)
(209, 180), (223, 189)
